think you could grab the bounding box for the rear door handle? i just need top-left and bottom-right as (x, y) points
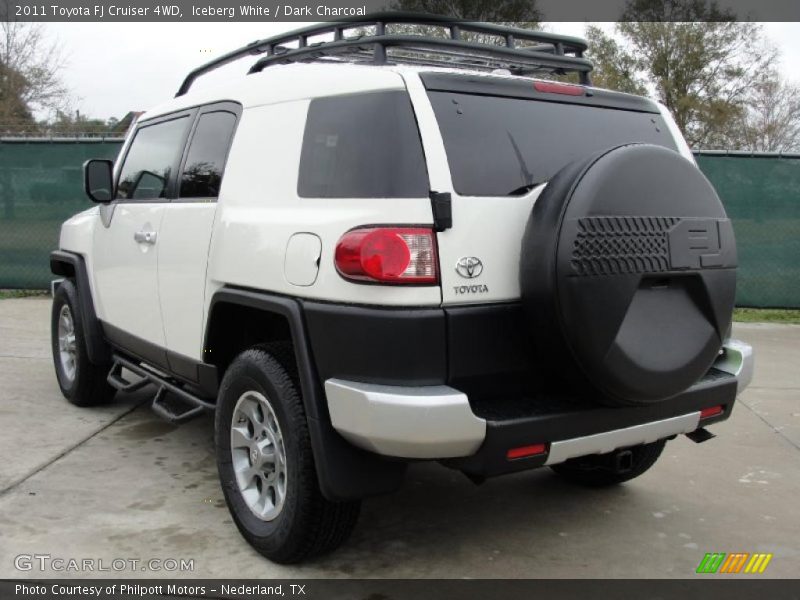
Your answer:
(134, 230), (157, 245)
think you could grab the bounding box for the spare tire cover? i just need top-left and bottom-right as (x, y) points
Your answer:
(520, 144), (736, 405)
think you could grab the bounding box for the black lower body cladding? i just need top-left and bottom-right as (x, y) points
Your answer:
(520, 144), (737, 406)
(302, 301), (534, 389)
(302, 301), (448, 386)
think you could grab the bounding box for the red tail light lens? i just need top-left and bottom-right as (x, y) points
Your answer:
(533, 81), (585, 96)
(335, 227), (438, 284)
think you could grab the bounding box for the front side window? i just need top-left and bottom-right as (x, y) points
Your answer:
(117, 116), (189, 200)
(298, 90), (429, 198)
(180, 111), (237, 198)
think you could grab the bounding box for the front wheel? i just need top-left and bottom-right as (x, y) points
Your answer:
(215, 347), (360, 563)
(51, 279), (114, 407)
(550, 440), (667, 487)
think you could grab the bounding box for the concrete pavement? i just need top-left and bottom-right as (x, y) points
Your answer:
(1, 298), (798, 578)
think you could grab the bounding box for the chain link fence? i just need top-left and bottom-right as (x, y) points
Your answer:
(0, 139), (798, 307)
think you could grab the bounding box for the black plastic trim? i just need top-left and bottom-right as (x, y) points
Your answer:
(100, 322), (218, 399)
(207, 288), (407, 501)
(49, 250), (111, 365)
(445, 371), (738, 479)
(82, 158), (114, 204)
(102, 321), (168, 372)
(445, 302), (534, 387)
(430, 191), (452, 232)
(421, 72), (661, 113)
(302, 300), (447, 386)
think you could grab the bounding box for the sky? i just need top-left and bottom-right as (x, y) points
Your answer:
(41, 21), (800, 122)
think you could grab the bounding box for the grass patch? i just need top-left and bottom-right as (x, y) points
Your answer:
(0, 289), (49, 299)
(734, 307), (800, 324)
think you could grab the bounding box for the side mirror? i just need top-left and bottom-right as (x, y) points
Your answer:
(83, 159), (114, 203)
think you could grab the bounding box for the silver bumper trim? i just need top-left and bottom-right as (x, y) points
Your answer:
(324, 379), (486, 459)
(715, 338), (754, 395)
(544, 412), (702, 466)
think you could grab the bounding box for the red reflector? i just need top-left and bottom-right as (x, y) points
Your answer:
(533, 81), (585, 96)
(506, 443), (548, 460)
(700, 405), (724, 419)
(335, 227), (438, 284)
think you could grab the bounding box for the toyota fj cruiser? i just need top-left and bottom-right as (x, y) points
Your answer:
(50, 14), (754, 563)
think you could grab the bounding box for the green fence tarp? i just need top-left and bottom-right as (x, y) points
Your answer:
(696, 153), (800, 308)
(1, 141), (799, 308)
(0, 140), (122, 289)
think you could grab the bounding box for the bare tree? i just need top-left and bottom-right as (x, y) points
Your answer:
(0, 7), (69, 133)
(736, 73), (800, 153)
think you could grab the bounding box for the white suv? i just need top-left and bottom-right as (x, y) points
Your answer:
(50, 14), (753, 563)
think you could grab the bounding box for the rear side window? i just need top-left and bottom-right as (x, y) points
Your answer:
(428, 91), (679, 197)
(117, 116), (190, 200)
(180, 111), (237, 198)
(298, 90), (428, 198)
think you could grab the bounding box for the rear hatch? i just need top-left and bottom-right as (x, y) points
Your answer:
(415, 73), (682, 306)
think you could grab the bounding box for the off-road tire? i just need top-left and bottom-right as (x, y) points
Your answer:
(215, 347), (360, 564)
(51, 279), (115, 407)
(550, 440), (667, 487)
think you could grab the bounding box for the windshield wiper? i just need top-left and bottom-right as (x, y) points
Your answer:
(505, 130), (538, 196)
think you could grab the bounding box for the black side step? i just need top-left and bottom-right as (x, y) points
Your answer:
(107, 355), (215, 424)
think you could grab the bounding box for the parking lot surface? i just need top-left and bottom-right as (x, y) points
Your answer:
(1, 298), (798, 578)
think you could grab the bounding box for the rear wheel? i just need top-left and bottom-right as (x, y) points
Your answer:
(550, 440), (666, 487)
(51, 279), (114, 407)
(215, 347), (360, 563)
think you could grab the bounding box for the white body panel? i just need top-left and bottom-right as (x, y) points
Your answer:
(59, 207), (98, 256)
(205, 98), (441, 312)
(405, 71), (543, 306)
(90, 203), (167, 345)
(158, 203), (217, 360)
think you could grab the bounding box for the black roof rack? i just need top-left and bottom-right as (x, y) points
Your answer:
(175, 12), (593, 97)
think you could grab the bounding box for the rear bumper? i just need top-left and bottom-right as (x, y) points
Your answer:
(714, 338), (754, 393)
(324, 338), (753, 473)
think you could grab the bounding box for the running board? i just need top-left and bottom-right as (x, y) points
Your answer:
(107, 355), (215, 424)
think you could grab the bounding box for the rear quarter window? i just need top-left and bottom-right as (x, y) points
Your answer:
(298, 90), (429, 198)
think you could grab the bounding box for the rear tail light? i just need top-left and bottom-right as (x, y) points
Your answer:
(700, 405), (724, 419)
(335, 227), (438, 284)
(506, 443), (548, 460)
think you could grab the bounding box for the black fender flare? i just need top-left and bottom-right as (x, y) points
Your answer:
(205, 288), (407, 501)
(50, 250), (111, 365)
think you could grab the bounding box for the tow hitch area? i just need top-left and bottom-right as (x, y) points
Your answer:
(686, 427), (716, 444)
(615, 449), (634, 472)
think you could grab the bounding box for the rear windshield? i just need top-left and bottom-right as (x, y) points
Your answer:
(298, 90), (429, 198)
(428, 91), (678, 197)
